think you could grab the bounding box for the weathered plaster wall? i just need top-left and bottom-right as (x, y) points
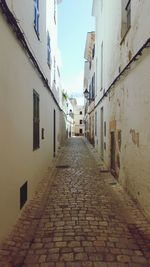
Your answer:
(0, 8), (65, 241)
(109, 54), (150, 218)
(93, 0), (150, 219)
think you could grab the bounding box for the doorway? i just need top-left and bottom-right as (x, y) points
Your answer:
(110, 131), (116, 175)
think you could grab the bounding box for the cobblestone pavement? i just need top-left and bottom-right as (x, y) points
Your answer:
(0, 138), (150, 267)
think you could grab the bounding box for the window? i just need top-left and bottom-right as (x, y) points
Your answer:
(33, 90), (40, 150)
(121, 0), (131, 40)
(34, 0), (40, 38)
(92, 73), (95, 99)
(79, 129), (83, 134)
(47, 32), (51, 68)
(20, 182), (27, 209)
(41, 128), (45, 140)
(89, 83), (92, 102)
(80, 120), (83, 125)
(80, 111), (82, 115)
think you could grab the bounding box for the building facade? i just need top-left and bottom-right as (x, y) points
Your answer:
(84, 0), (150, 219)
(84, 31), (96, 145)
(70, 98), (84, 136)
(0, 0), (67, 241)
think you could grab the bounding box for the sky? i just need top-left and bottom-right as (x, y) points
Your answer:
(58, 0), (95, 105)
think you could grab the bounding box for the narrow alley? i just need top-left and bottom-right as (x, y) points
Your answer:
(1, 138), (150, 267)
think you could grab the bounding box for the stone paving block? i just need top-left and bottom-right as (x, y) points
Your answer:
(88, 254), (103, 261)
(73, 247), (84, 253)
(55, 242), (67, 248)
(47, 254), (59, 261)
(60, 252), (74, 261)
(75, 253), (88, 261)
(68, 241), (81, 248)
(0, 138), (150, 266)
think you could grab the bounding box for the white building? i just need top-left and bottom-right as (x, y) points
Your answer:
(84, 31), (96, 145)
(69, 98), (84, 136)
(61, 91), (74, 138)
(0, 0), (66, 241)
(90, 0), (150, 219)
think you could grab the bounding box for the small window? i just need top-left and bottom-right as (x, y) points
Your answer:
(79, 129), (83, 134)
(80, 120), (83, 125)
(20, 181), (27, 209)
(41, 128), (45, 140)
(34, 0), (40, 38)
(33, 90), (40, 150)
(80, 111), (82, 115)
(47, 32), (51, 68)
(92, 73), (95, 99)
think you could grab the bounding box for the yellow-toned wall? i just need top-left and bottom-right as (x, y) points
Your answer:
(0, 11), (65, 241)
(94, 0), (150, 219)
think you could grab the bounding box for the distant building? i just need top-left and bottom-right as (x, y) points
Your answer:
(84, 31), (95, 145)
(69, 98), (85, 136)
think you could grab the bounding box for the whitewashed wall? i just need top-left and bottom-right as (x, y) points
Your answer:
(0, 0), (65, 241)
(93, 0), (150, 219)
